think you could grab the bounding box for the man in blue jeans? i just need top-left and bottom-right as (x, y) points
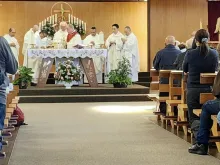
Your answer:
(0, 37), (18, 158)
(218, 112), (220, 126)
(189, 71), (220, 155)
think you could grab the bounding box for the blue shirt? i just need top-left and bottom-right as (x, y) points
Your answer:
(153, 44), (182, 70)
(183, 47), (219, 88)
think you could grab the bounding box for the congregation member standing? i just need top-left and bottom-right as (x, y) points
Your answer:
(105, 24), (124, 71)
(22, 25), (39, 86)
(183, 29), (219, 138)
(83, 27), (103, 83)
(4, 28), (20, 66)
(0, 37), (18, 158)
(122, 26), (140, 82)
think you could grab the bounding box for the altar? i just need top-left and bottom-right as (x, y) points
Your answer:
(27, 49), (108, 88)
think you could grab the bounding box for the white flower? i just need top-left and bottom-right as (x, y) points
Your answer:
(61, 77), (64, 80)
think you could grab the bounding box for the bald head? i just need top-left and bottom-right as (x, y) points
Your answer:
(32, 25), (39, 33)
(165, 36), (176, 46)
(67, 24), (75, 34)
(9, 28), (16, 37)
(60, 21), (67, 31)
(124, 26), (132, 36)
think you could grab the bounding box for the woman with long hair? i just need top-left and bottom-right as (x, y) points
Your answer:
(183, 29), (219, 139)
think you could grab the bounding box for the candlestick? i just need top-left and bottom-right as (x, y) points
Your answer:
(44, 19), (46, 25)
(74, 17), (76, 24)
(68, 14), (70, 23)
(41, 21), (44, 26)
(55, 14), (57, 23)
(39, 22), (41, 30)
(47, 17), (49, 22)
(49, 16), (52, 24)
(76, 18), (78, 25)
(85, 23), (86, 32)
(71, 15), (73, 24)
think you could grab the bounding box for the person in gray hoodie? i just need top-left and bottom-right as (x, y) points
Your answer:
(0, 37), (18, 158)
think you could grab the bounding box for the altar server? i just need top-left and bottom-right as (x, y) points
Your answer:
(105, 24), (124, 71)
(83, 27), (103, 83)
(122, 26), (140, 82)
(22, 25), (40, 85)
(4, 28), (20, 66)
(36, 30), (48, 49)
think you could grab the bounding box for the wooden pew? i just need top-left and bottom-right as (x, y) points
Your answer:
(150, 69), (159, 90)
(211, 115), (220, 152)
(164, 71), (182, 128)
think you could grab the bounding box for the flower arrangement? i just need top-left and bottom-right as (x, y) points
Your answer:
(71, 22), (86, 36)
(107, 56), (132, 88)
(42, 21), (56, 38)
(54, 60), (82, 83)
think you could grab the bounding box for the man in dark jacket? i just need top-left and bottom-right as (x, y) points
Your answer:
(0, 37), (18, 158)
(153, 36), (181, 83)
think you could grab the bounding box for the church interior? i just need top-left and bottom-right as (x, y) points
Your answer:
(0, 0), (220, 165)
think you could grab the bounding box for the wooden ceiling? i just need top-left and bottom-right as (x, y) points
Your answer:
(0, 0), (147, 2)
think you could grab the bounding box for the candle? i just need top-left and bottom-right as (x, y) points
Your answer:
(55, 14), (57, 23)
(82, 21), (84, 29)
(39, 22), (41, 30)
(44, 19), (46, 25)
(68, 14), (70, 23)
(50, 16), (52, 24)
(85, 22), (86, 32)
(76, 17), (78, 25)
(42, 21), (44, 26)
(52, 15), (55, 24)
(47, 17), (49, 22)
(71, 15), (73, 24)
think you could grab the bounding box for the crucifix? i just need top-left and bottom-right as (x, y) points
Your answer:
(53, 4), (70, 21)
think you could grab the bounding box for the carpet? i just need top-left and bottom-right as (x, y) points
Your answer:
(8, 102), (220, 165)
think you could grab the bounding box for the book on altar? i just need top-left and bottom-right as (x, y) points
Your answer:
(73, 44), (87, 49)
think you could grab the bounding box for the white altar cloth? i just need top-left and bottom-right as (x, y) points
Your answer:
(27, 49), (108, 59)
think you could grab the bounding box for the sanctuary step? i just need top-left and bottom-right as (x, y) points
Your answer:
(19, 84), (150, 103)
(135, 72), (151, 87)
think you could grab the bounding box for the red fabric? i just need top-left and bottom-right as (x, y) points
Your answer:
(208, 2), (220, 41)
(67, 32), (77, 42)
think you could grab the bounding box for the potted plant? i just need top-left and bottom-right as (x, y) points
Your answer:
(107, 56), (132, 88)
(13, 66), (34, 89)
(54, 59), (82, 89)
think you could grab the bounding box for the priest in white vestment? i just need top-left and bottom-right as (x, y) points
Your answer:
(122, 26), (140, 82)
(4, 28), (20, 66)
(66, 24), (82, 49)
(83, 27), (103, 83)
(22, 25), (40, 85)
(105, 24), (124, 71)
(53, 21), (68, 45)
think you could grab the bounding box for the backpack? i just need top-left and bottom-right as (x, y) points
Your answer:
(13, 106), (25, 126)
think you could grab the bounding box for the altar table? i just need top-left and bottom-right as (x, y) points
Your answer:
(27, 49), (108, 88)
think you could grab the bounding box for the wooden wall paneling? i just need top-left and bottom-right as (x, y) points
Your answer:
(0, 1), (148, 71)
(149, 0), (208, 69)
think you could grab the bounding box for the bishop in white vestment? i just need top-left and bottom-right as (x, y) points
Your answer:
(4, 28), (20, 66)
(105, 24), (124, 71)
(53, 21), (68, 45)
(22, 25), (40, 84)
(83, 27), (103, 83)
(122, 26), (140, 82)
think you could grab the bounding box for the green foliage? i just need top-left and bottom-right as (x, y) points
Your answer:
(13, 66), (34, 85)
(42, 21), (56, 38)
(72, 23), (86, 36)
(54, 59), (82, 83)
(107, 57), (132, 85)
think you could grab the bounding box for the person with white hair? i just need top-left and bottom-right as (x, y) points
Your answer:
(66, 24), (81, 49)
(153, 36), (181, 82)
(53, 21), (68, 44)
(186, 31), (196, 49)
(22, 25), (40, 85)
